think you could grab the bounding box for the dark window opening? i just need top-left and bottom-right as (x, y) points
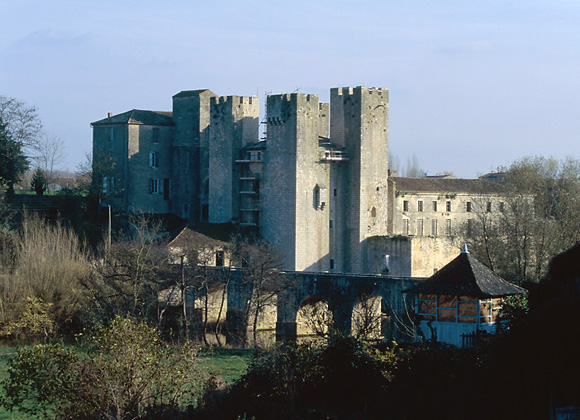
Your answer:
(216, 250), (224, 267)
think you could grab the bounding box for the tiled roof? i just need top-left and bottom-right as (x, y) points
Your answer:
(390, 177), (504, 194)
(405, 252), (527, 298)
(168, 227), (227, 249)
(172, 89), (217, 98)
(91, 110), (174, 126)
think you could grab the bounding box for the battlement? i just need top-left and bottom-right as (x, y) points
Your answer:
(211, 96), (257, 106)
(331, 86), (388, 98)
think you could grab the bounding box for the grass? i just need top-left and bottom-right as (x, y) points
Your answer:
(0, 345), (252, 420)
(198, 347), (254, 385)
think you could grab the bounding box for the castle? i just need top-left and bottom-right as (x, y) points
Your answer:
(92, 86), (504, 276)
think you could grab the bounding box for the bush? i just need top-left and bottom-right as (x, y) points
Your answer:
(2, 317), (203, 420)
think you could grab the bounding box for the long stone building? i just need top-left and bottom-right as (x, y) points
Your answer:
(92, 86), (503, 276)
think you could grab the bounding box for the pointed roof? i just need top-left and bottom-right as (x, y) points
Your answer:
(168, 227), (227, 249)
(91, 110), (173, 126)
(405, 252), (526, 298)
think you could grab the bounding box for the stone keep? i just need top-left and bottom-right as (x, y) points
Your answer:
(92, 86), (390, 274)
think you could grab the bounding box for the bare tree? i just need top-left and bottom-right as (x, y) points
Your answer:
(403, 154), (426, 178)
(234, 237), (292, 345)
(0, 96), (43, 152)
(34, 133), (65, 187)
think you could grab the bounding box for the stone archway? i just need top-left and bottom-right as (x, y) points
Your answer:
(296, 295), (334, 339)
(351, 293), (392, 340)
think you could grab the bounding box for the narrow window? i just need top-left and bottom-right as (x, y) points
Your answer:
(403, 219), (409, 235)
(152, 127), (160, 144)
(432, 201), (438, 212)
(333, 188), (337, 197)
(202, 204), (209, 221)
(418, 200), (424, 212)
(329, 219), (333, 229)
(102, 176), (109, 193)
(330, 259), (335, 270)
(403, 200), (409, 212)
(417, 219), (424, 236)
(446, 201), (452, 212)
(487, 201), (492, 213)
(431, 219), (438, 236)
(150, 178), (159, 194)
(149, 152), (159, 168)
(371, 207), (377, 218)
(467, 219), (474, 235)
(446, 219), (452, 235)
(466, 202), (472, 212)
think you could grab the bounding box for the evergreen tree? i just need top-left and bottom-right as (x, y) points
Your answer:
(0, 116), (28, 195)
(31, 168), (47, 195)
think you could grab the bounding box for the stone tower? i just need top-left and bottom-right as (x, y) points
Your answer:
(171, 89), (218, 221)
(330, 87), (389, 273)
(208, 96), (260, 223)
(261, 93), (332, 271)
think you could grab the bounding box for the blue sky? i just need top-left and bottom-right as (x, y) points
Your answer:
(2, 0), (580, 177)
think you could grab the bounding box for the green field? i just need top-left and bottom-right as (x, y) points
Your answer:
(0, 345), (252, 420)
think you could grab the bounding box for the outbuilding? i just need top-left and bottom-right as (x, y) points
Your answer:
(405, 246), (526, 347)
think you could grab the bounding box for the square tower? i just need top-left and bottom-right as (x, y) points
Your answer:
(208, 95), (260, 223)
(330, 86), (389, 273)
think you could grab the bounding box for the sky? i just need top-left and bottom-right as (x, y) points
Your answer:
(1, 0), (580, 177)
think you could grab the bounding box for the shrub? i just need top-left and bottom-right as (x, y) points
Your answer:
(2, 317), (203, 420)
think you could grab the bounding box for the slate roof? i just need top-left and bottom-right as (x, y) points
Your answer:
(91, 110), (174, 126)
(390, 177), (504, 194)
(172, 89), (217, 98)
(405, 251), (527, 298)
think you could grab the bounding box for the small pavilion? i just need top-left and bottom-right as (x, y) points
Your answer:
(404, 246), (526, 347)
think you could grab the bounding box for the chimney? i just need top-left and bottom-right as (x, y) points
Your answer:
(108, 112), (112, 118)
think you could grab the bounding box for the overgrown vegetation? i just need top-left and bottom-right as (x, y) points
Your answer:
(462, 156), (580, 283)
(2, 317), (203, 420)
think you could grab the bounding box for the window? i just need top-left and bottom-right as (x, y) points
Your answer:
(417, 219), (424, 236)
(487, 201), (492, 213)
(152, 127), (160, 144)
(432, 201), (438, 212)
(466, 202), (472, 212)
(417, 200), (424, 212)
(333, 188), (337, 197)
(102, 176), (109, 194)
(149, 152), (159, 168)
(403, 200), (409, 212)
(330, 259), (335, 270)
(446, 219), (452, 235)
(431, 219), (438, 236)
(446, 201), (452, 212)
(329, 219), (333, 229)
(108, 127), (114, 144)
(467, 219), (474, 236)
(215, 250), (224, 267)
(403, 219), (409, 235)
(150, 178), (160, 194)
(371, 207), (377, 218)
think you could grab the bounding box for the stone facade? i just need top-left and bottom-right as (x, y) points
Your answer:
(91, 87), (503, 276)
